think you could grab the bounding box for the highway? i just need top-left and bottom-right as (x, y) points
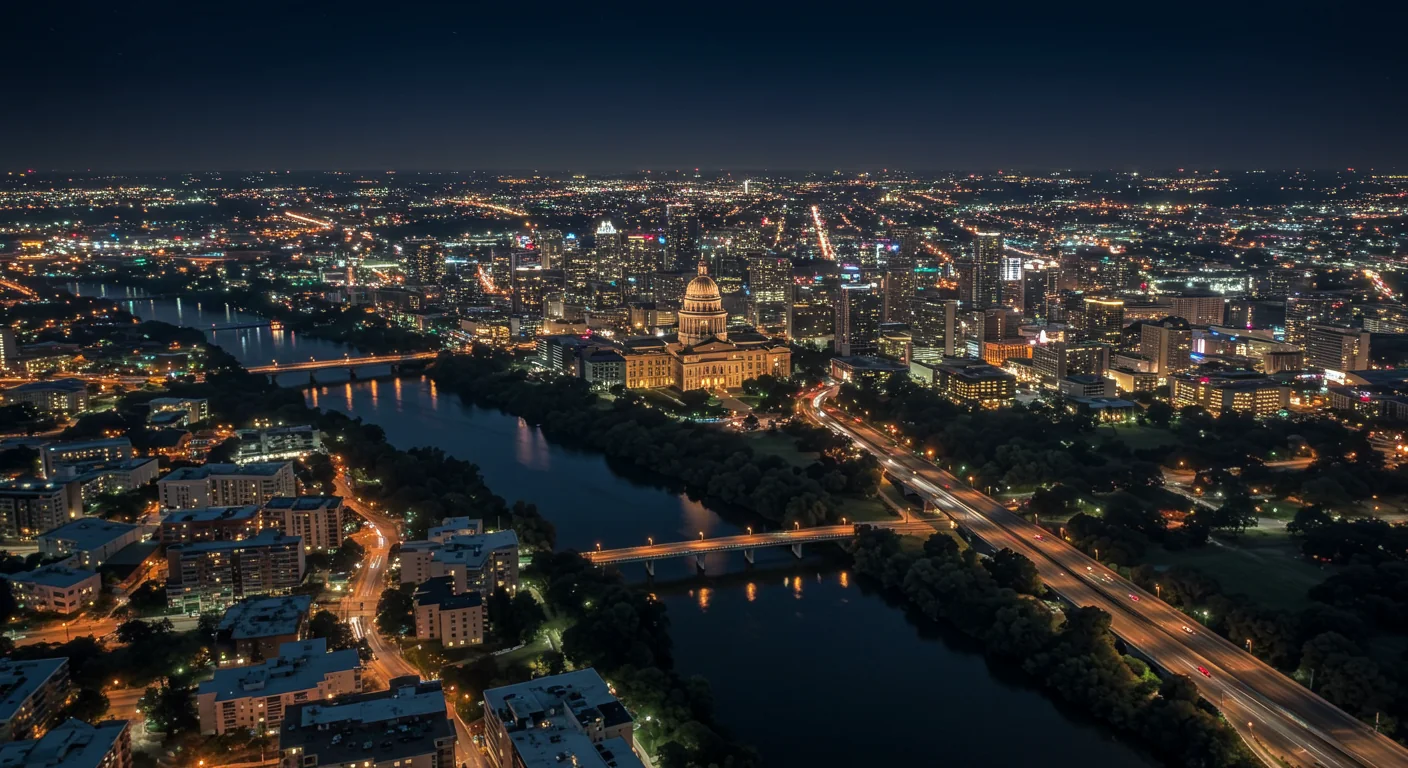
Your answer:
(334, 474), (487, 768)
(803, 386), (1408, 768)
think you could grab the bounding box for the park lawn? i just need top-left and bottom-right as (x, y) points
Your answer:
(744, 431), (817, 467)
(1101, 424), (1178, 451)
(1147, 526), (1329, 613)
(831, 494), (897, 523)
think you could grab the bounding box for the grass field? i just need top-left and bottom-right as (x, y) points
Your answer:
(1100, 424), (1179, 451)
(744, 432), (818, 467)
(1147, 525), (1329, 612)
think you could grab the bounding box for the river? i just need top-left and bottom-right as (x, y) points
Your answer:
(91, 283), (1157, 767)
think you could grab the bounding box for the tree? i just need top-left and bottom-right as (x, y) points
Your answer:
(1146, 401), (1173, 429)
(139, 682), (198, 736)
(308, 610), (357, 651)
(375, 587), (414, 637)
(487, 588), (546, 646)
(986, 548), (1043, 595)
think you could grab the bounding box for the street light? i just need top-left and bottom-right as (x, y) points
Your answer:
(698, 531), (704, 541)
(746, 526), (753, 535)
(647, 537), (653, 546)
(794, 522), (800, 531)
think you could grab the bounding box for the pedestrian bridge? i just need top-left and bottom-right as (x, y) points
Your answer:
(585, 520), (930, 575)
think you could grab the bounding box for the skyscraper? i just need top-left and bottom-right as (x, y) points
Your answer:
(958, 232), (1003, 310)
(882, 230), (920, 323)
(594, 220), (622, 282)
(835, 283), (882, 356)
(623, 232), (663, 299)
(912, 295), (960, 361)
(665, 204), (700, 272)
(1074, 296), (1126, 345)
(403, 241), (444, 285)
(746, 255), (792, 336)
(536, 229), (564, 270)
(1305, 325), (1371, 373)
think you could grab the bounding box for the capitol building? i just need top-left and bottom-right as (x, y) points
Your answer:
(620, 262), (791, 391)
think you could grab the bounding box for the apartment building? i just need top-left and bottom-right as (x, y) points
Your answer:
(276, 679), (456, 768)
(196, 639), (360, 735)
(398, 530), (519, 595)
(165, 530), (305, 613)
(262, 496), (345, 552)
(158, 462), (295, 509)
(483, 669), (643, 768)
(412, 577), (484, 648)
(0, 658), (71, 742)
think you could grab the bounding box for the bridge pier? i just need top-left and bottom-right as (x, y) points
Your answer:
(743, 548), (755, 566)
(790, 542), (803, 559)
(308, 371), (318, 385)
(348, 368), (358, 380)
(268, 374), (278, 385)
(644, 560), (655, 578)
(695, 553), (706, 573)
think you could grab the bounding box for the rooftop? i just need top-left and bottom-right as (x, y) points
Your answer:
(413, 577), (483, 611)
(0, 477), (71, 497)
(0, 659), (68, 724)
(218, 595), (313, 640)
(161, 505), (261, 525)
(404, 530), (518, 571)
(161, 462), (290, 482)
(279, 680), (453, 766)
(485, 669), (641, 768)
(0, 719), (129, 768)
(198, 639), (357, 702)
(7, 564), (97, 590)
(5, 379), (86, 395)
(262, 496), (342, 511)
(834, 355), (909, 371)
(42, 437), (131, 453)
(37, 518), (136, 551)
(171, 529), (300, 555)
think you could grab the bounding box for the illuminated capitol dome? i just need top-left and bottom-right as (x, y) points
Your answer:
(678, 261), (728, 346)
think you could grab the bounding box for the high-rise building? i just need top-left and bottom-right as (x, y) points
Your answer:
(196, 638), (361, 736)
(665, 204), (700, 272)
(746, 255), (791, 335)
(882, 231), (920, 324)
(535, 229), (564, 270)
(1031, 341), (1111, 385)
(0, 329), (15, 373)
(593, 221), (622, 283)
(912, 295), (960, 360)
(1285, 295), (1349, 345)
(403, 241), (444, 285)
(623, 233), (663, 296)
(1073, 297), (1125, 345)
(1022, 267), (1059, 319)
(957, 232), (1003, 310)
(835, 284), (883, 356)
(1139, 317), (1193, 376)
(1170, 295), (1226, 327)
(1305, 325), (1371, 373)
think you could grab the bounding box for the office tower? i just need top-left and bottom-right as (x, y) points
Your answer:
(0, 328), (14, 372)
(882, 231), (920, 324)
(511, 249), (546, 317)
(403, 241), (444, 285)
(957, 232), (1003, 310)
(1139, 317), (1193, 375)
(665, 204), (700, 271)
(1170, 295), (1226, 327)
(1023, 267), (1059, 318)
(912, 295), (959, 361)
(1285, 295), (1349, 345)
(563, 238), (593, 305)
(536, 229), (564, 270)
(1305, 325), (1371, 373)
(835, 283), (883, 356)
(1077, 249), (1129, 292)
(1032, 341), (1111, 384)
(746, 255), (792, 335)
(1070, 296), (1125, 345)
(624, 233), (663, 288)
(593, 220), (622, 282)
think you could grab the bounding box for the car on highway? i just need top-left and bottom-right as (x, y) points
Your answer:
(1182, 625), (1196, 635)
(1197, 666), (1211, 678)
(1128, 593), (1140, 602)
(1034, 534), (1045, 541)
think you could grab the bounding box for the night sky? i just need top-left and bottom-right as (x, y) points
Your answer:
(6, 2), (1406, 172)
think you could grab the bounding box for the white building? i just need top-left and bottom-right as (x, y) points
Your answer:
(158, 462), (296, 509)
(483, 669), (643, 768)
(196, 638), (360, 736)
(38, 518), (141, 568)
(6, 564), (101, 615)
(262, 496), (346, 552)
(398, 530), (519, 595)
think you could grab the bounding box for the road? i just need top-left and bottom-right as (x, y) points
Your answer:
(334, 474), (487, 768)
(11, 613), (201, 647)
(803, 386), (1408, 768)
